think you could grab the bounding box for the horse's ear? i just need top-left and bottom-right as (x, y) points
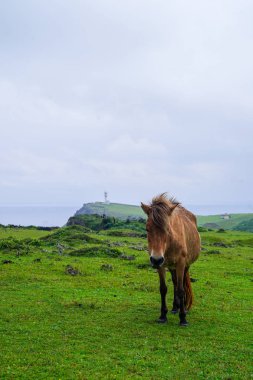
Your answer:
(170, 203), (179, 213)
(141, 202), (151, 215)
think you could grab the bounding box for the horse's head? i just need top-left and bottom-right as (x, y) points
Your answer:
(141, 194), (179, 268)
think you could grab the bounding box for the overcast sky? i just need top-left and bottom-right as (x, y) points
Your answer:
(0, 0), (252, 208)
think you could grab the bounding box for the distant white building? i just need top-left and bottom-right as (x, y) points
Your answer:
(220, 213), (231, 220)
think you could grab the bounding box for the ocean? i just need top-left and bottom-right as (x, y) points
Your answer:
(0, 206), (79, 227)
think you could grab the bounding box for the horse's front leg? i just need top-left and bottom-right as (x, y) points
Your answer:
(157, 267), (168, 323)
(170, 269), (180, 314)
(176, 260), (188, 326)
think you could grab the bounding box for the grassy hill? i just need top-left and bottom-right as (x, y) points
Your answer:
(0, 220), (252, 379)
(73, 202), (253, 231)
(75, 202), (145, 220)
(197, 213), (253, 230)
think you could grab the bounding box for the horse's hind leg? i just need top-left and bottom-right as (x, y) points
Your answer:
(170, 269), (180, 314)
(176, 261), (188, 326)
(157, 267), (168, 323)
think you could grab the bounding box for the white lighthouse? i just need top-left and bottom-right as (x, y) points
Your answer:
(104, 191), (110, 204)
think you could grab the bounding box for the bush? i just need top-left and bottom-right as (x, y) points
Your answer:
(198, 226), (207, 232)
(68, 245), (122, 258)
(66, 214), (146, 233)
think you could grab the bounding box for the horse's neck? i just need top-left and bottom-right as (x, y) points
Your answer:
(166, 214), (178, 242)
(166, 218), (174, 242)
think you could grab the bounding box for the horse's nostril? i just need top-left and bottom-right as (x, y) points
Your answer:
(150, 256), (164, 267)
(158, 257), (165, 266)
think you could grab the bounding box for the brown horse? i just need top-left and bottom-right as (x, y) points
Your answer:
(141, 193), (200, 326)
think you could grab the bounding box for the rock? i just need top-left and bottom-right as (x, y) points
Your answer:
(65, 265), (81, 276)
(213, 242), (229, 248)
(100, 264), (113, 271)
(119, 254), (135, 261)
(206, 249), (221, 254)
(2, 260), (13, 264)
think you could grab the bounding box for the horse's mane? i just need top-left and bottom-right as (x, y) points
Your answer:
(150, 193), (180, 231)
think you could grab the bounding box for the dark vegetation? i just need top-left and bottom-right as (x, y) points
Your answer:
(233, 218), (253, 232)
(0, 223), (58, 231)
(67, 213), (146, 233)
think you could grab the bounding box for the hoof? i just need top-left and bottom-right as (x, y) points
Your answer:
(179, 321), (188, 327)
(157, 317), (168, 324)
(171, 309), (178, 314)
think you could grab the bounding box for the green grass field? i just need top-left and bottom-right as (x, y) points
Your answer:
(0, 225), (252, 379)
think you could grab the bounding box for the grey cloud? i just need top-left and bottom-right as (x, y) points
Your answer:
(0, 0), (252, 207)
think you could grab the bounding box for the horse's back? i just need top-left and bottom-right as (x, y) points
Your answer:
(173, 207), (200, 263)
(179, 207), (197, 225)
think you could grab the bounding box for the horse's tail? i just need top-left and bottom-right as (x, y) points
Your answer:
(184, 271), (193, 310)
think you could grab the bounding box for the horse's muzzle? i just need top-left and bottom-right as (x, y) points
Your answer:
(150, 256), (164, 268)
